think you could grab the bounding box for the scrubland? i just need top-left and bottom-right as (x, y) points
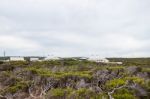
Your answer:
(0, 58), (150, 99)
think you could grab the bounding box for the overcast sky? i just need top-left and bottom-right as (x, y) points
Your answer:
(0, 0), (150, 57)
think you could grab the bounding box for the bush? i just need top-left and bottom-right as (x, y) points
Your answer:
(113, 88), (135, 99)
(0, 61), (4, 64)
(69, 88), (95, 99)
(125, 77), (145, 85)
(25, 67), (52, 77)
(106, 79), (126, 89)
(9, 61), (29, 67)
(50, 88), (65, 97)
(26, 66), (92, 79)
(3, 81), (29, 94)
(46, 88), (74, 98)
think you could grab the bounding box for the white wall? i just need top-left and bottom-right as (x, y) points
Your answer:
(30, 58), (39, 61)
(88, 56), (109, 63)
(10, 57), (25, 61)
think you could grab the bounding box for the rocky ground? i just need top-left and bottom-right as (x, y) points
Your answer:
(0, 59), (150, 99)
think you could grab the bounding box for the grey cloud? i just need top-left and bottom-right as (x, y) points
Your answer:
(0, 0), (150, 57)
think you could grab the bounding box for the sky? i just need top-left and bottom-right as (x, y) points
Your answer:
(0, 0), (150, 57)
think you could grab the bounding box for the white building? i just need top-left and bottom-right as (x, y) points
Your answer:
(108, 62), (123, 65)
(30, 58), (39, 61)
(115, 62), (123, 65)
(44, 55), (60, 61)
(88, 55), (109, 63)
(10, 57), (25, 61)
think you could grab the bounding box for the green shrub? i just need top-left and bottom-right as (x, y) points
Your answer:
(113, 88), (135, 99)
(1, 71), (12, 77)
(125, 77), (145, 85)
(142, 68), (150, 72)
(53, 71), (92, 79)
(69, 88), (95, 99)
(25, 67), (52, 77)
(9, 61), (28, 67)
(50, 88), (65, 97)
(113, 93), (135, 99)
(0, 61), (4, 64)
(92, 93), (108, 99)
(107, 66), (125, 70)
(26, 66), (92, 79)
(4, 81), (29, 94)
(106, 79), (126, 89)
(46, 87), (74, 98)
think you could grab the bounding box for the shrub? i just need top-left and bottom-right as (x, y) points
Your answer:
(53, 71), (92, 79)
(142, 68), (150, 72)
(69, 88), (95, 99)
(125, 77), (145, 85)
(113, 88), (135, 99)
(46, 88), (74, 98)
(25, 67), (52, 77)
(26, 66), (92, 79)
(0, 61), (4, 64)
(9, 61), (29, 67)
(50, 88), (65, 97)
(106, 79), (126, 89)
(3, 81), (29, 94)
(107, 66), (125, 70)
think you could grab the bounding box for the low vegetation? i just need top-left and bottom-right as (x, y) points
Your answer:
(0, 58), (150, 99)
